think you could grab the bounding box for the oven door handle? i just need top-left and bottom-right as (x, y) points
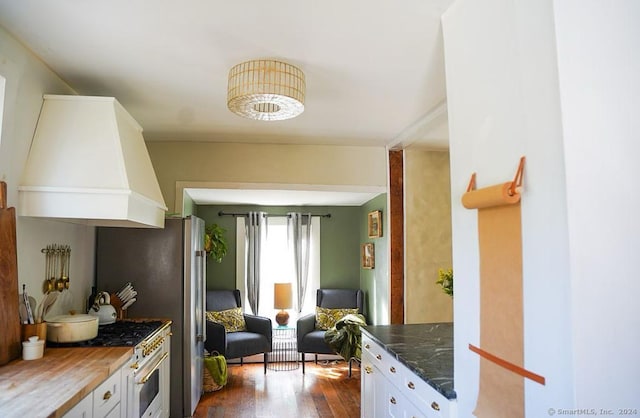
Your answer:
(138, 352), (169, 384)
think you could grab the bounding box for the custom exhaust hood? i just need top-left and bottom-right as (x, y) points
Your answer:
(18, 95), (167, 228)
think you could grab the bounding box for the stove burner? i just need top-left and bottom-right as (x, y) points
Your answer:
(48, 320), (164, 348)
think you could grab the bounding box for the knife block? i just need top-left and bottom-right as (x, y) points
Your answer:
(110, 293), (126, 320)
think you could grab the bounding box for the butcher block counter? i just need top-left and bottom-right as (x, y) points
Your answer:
(0, 346), (133, 418)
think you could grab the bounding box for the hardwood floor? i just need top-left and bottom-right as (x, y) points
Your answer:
(194, 360), (361, 418)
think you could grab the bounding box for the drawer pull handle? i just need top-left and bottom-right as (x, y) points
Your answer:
(407, 381), (415, 389)
(103, 391), (112, 400)
(390, 397), (397, 405)
(376, 354), (382, 360)
(389, 366), (396, 374)
(431, 401), (440, 411)
(365, 366), (373, 374)
(365, 344), (370, 349)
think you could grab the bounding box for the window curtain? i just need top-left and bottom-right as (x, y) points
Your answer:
(287, 212), (312, 314)
(245, 211), (267, 315)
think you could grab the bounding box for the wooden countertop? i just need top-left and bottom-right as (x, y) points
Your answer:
(0, 346), (133, 418)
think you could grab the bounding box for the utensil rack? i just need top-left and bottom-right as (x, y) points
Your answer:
(41, 244), (71, 294)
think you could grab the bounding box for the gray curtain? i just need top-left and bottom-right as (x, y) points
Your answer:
(245, 211), (267, 315)
(288, 212), (312, 313)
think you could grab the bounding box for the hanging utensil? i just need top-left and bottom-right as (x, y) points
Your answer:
(48, 245), (54, 292)
(57, 245), (64, 291)
(63, 245), (71, 289)
(53, 245), (63, 292)
(42, 246), (52, 293)
(41, 247), (47, 293)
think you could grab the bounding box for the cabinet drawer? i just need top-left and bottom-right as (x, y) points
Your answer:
(362, 334), (378, 357)
(401, 365), (449, 418)
(93, 369), (122, 418)
(362, 335), (404, 389)
(381, 378), (427, 418)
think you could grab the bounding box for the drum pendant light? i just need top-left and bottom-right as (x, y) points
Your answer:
(227, 59), (305, 121)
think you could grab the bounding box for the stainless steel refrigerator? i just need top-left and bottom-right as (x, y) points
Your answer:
(95, 216), (205, 418)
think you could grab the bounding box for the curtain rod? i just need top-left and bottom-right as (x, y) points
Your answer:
(218, 211), (331, 218)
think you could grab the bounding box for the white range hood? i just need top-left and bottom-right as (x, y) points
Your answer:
(18, 95), (167, 228)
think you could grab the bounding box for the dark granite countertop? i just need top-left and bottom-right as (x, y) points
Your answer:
(361, 322), (455, 400)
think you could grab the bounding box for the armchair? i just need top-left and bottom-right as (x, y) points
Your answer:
(297, 288), (364, 373)
(204, 289), (272, 373)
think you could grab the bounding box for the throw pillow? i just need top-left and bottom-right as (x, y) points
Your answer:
(315, 306), (359, 330)
(206, 307), (247, 333)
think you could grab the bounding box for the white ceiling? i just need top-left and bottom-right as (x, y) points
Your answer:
(0, 1), (452, 205)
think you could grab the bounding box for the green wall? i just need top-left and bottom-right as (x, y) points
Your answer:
(359, 194), (389, 325)
(195, 205), (362, 290)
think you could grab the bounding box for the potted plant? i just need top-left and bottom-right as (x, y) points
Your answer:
(436, 268), (453, 297)
(204, 223), (228, 263)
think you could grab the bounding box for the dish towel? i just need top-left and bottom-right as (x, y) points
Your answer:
(204, 353), (228, 386)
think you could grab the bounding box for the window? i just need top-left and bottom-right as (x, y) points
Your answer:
(236, 215), (320, 322)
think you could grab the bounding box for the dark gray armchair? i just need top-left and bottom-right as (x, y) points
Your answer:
(204, 289), (272, 373)
(297, 288), (364, 373)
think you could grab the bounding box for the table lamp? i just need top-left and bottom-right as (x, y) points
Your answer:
(274, 283), (292, 326)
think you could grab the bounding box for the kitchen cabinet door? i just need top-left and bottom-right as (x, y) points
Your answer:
(361, 351), (377, 418)
(63, 392), (92, 418)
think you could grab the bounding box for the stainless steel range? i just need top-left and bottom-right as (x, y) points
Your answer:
(50, 320), (172, 418)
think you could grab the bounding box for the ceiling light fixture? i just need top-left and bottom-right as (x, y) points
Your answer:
(227, 59), (305, 121)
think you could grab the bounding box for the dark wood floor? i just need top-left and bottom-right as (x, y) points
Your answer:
(194, 360), (361, 418)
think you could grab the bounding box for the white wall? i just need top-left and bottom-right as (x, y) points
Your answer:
(554, 0), (640, 408)
(0, 26), (95, 317)
(443, 0), (640, 415)
(443, 0), (572, 415)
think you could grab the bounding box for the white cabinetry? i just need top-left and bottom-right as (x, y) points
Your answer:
(361, 334), (455, 418)
(63, 362), (127, 418)
(93, 367), (122, 418)
(63, 392), (92, 418)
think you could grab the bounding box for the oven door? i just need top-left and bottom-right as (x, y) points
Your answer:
(132, 351), (170, 418)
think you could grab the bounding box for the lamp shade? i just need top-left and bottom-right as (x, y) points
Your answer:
(227, 59), (305, 121)
(274, 283), (293, 309)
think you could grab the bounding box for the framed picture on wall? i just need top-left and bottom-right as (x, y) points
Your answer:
(368, 210), (382, 238)
(361, 242), (375, 269)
